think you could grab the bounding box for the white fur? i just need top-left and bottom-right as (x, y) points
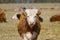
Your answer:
(23, 32), (32, 40)
(32, 32), (37, 39)
(25, 9), (38, 26)
(12, 13), (18, 19)
(23, 34), (28, 40)
(25, 32), (32, 39)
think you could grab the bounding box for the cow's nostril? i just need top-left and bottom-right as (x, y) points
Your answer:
(30, 23), (34, 26)
(31, 24), (33, 25)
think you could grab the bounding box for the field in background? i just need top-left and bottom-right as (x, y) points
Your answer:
(0, 3), (60, 40)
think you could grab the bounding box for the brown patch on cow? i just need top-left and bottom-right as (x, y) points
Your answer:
(31, 16), (41, 40)
(17, 11), (31, 36)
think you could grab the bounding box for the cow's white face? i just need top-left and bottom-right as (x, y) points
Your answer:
(25, 9), (38, 26)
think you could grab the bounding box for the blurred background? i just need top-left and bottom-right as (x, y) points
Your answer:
(0, 0), (60, 3)
(0, 0), (60, 40)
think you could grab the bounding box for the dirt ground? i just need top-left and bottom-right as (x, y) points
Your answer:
(0, 3), (60, 40)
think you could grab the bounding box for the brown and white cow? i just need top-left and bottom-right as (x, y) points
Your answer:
(12, 8), (42, 40)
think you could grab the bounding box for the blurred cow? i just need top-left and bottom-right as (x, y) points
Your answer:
(0, 8), (7, 22)
(50, 15), (60, 22)
(12, 8), (42, 40)
(19, 9), (42, 40)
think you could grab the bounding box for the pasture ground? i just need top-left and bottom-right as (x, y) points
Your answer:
(0, 3), (60, 40)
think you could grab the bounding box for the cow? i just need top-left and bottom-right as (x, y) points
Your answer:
(0, 8), (7, 22)
(12, 8), (42, 40)
(50, 15), (60, 22)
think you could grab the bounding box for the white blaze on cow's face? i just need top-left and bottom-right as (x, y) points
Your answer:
(25, 9), (38, 26)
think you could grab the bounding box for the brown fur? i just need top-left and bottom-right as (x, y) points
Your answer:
(37, 9), (41, 16)
(50, 15), (60, 22)
(17, 11), (31, 37)
(37, 10), (43, 22)
(17, 10), (41, 40)
(31, 16), (41, 40)
(0, 10), (6, 22)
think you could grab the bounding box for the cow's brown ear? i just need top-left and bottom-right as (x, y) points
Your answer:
(37, 10), (41, 16)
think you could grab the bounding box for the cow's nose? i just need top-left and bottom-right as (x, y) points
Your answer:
(30, 22), (34, 26)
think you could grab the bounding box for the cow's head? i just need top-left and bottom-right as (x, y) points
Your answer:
(25, 9), (41, 27)
(12, 8), (42, 28)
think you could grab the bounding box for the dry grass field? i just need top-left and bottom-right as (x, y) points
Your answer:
(0, 3), (60, 40)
